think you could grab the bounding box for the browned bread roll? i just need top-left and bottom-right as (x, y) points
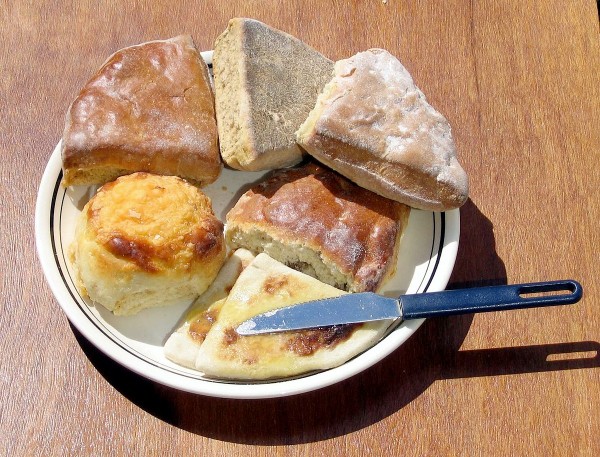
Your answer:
(225, 162), (410, 293)
(213, 18), (334, 171)
(70, 173), (226, 315)
(296, 49), (469, 211)
(61, 35), (221, 187)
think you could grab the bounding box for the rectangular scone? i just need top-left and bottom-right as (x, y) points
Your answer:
(225, 162), (411, 293)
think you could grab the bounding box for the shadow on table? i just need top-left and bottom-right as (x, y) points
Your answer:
(73, 199), (597, 444)
(73, 325), (600, 445)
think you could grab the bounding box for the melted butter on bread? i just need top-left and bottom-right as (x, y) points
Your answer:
(194, 254), (391, 380)
(163, 249), (256, 369)
(187, 299), (226, 344)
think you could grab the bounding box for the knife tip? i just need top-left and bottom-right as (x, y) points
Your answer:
(236, 320), (257, 336)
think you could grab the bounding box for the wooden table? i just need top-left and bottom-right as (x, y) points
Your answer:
(2, 1), (599, 455)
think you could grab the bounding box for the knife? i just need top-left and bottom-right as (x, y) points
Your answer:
(236, 280), (582, 335)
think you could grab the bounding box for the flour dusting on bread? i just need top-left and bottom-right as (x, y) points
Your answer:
(297, 48), (468, 211)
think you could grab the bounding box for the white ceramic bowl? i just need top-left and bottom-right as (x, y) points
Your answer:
(35, 141), (459, 399)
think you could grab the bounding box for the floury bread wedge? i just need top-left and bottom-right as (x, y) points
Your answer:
(296, 49), (469, 211)
(194, 254), (392, 380)
(213, 18), (334, 171)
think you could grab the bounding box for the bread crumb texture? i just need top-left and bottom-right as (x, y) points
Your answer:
(213, 18), (334, 171)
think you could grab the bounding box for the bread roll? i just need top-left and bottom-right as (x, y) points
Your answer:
(225, 162), (410, 293)
(70, 173), (226, 315)
(296, 49), (469, 211)
(61, 35), (221, 187)
(213, 18), (334, 171)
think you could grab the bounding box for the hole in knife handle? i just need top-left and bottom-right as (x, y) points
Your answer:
(517, 281), (580, 300)
(519, 289), (570, 298)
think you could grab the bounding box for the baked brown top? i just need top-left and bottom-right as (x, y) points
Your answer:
(226, 162), (410, 290)
(61, 35), (220, 186)
(83, 172), (224, 274)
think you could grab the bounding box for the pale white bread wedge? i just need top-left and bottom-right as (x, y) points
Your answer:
(296, 48), (469, 211)
(164, 249), (255, 369)
(194, 253), (391, 380)
(213, 18), (334, 171)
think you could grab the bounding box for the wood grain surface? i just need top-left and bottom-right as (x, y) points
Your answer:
(1, 1), (599, 456)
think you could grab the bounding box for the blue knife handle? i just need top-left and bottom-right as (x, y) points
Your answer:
(400, 280), (583, 320)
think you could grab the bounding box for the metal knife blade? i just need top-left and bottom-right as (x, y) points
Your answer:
(235, 280), (582, 336)
(235, 293), (400, 335)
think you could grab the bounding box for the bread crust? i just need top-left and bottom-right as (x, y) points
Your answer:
(297, 49), (469, 211)
(225, 162), (410, 292)
(194, 253), (392, 380)
(164, 248), (256, 369)
(61, 35), (221, 187)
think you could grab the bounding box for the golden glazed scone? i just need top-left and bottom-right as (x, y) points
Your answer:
(70, 173), (226, 316)
(297, 49), (469, 211)
(61, 35), (221, 187)
(225, 162), (410, 293)
(213, 18), (334, 171)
